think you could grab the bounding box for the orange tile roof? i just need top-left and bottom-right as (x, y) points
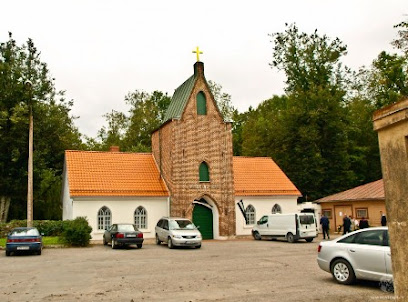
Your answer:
(233, 156), (301, 196)
(316, 179), (384, 203)
(65, 150), (169, 197)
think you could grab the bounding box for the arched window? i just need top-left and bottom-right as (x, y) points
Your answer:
(98, 206), (111, 230)
(245, 204), (256, 225)
(272, 204), (282, 214)
(199, 162), (210, 182)
(134, 206), (147, 229)
(196, 91), (207, 115)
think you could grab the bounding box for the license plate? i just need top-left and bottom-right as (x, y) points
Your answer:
(185, 241), (195, 245)
(17, 246), (29, 250)
(127, 234), (136, 237)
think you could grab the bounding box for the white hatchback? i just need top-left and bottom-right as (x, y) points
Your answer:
(317, 227), (392, 285)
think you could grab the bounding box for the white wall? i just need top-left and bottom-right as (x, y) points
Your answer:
(235, 196), (298, 236)
(61, 169), (73, 220)
(72, 196), (169, 240)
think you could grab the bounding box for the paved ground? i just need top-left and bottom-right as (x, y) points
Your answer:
(0, 237), (394, 302)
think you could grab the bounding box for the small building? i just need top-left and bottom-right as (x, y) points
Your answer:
(315, 179), (385, 232)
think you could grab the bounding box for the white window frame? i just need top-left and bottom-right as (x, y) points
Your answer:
(245, 204), (256, 225)
(272, 204), (282, 214)
(134, 206), (147, 229)
(98, 206), (111, 230)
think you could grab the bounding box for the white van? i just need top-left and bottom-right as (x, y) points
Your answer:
(252, 213), (317, 243)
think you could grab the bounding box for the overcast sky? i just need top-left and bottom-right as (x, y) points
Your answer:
(1, 0), (407, 138)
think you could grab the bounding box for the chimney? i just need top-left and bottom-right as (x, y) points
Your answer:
(194, 61), (204, 77)
(109, 146), (120, 152)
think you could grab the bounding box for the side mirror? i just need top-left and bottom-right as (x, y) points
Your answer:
(257, 221), (260, 225)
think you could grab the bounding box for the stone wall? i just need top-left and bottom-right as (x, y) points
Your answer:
(373, 98), (408, 301)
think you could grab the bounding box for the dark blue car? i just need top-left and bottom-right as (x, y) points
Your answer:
(6, 227), (43, 256)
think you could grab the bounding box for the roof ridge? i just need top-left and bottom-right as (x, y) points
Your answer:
(65, 150), (153, 155)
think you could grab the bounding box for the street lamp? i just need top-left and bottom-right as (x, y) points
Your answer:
(25, 80), (33, 227)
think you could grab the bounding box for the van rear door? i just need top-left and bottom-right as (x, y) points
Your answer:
(298, 214), (317, 238)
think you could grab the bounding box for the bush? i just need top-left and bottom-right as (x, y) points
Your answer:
(60, 217), (92, 247)
(0, 220), (66, 237)
(34, 220), (65, 236)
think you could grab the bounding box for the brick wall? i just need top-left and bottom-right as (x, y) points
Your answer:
(152, 63), (236, 237)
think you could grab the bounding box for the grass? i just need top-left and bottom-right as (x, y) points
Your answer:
(0, 236), (61, 247)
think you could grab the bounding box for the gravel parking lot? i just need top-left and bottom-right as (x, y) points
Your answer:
(0, 237), (393, 302)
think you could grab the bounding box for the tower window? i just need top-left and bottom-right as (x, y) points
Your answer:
(197, 91), (207, 115)
(199, 162), (210, 182)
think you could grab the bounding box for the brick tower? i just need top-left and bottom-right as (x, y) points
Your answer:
(151, 61), (236, 239)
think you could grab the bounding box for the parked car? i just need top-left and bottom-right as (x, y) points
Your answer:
(252, 213), (317, 243)
(317, 227), (392, 285)
(6, 227), (43, 256)
(103, 224), (144, 249)
(155, 217), (202, 249)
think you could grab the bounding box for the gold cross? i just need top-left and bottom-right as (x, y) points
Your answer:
(192, 46), (203, 62)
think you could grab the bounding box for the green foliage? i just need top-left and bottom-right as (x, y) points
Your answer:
(392, 19), (408, 55)
(60, 217), (92, 247)
(208, 80), (236, 121)
(0, 33), (83, 221)
(263, 23), (354, 200)
(0, 219), (64, 237)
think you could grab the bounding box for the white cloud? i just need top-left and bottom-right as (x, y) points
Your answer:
(1, 0), (406, 137)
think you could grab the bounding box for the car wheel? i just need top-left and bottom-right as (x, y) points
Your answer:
(5, 250), (11, 256)
(103, 236), (107, 246)
(287, 233), (295, 243)
(111, 239), (116, 249)
(253, 231), (262, 240)
(305, 238), (314, 242)
(137, 244), (143, 249)
(155, 234), (161, 245)
(167, 237), (174, 249)
(37, 249), (42, 255)
(331, 259), (356, 285)
(195, 244), (201, 249)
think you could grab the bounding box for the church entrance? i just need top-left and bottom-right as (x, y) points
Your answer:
(193, 203), (213, 239)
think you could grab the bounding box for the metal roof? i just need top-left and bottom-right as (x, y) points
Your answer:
(163, 75), (196, 122)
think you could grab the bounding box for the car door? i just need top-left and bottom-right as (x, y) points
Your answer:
(162, 220), (170, 242)
(384, 230), (393, 276)
(256, 216), (269, 236)
(109, 225), (118, 242)
(345, 229), (388, 281)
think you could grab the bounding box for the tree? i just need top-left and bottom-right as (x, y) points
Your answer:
(208, 80), (236, 121)
(268, 23), (353, 201)
(392, 19), (408, 55)
(0, 33), (82, 221)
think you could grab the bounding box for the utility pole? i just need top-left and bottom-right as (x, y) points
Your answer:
(25, 80), (33, 227)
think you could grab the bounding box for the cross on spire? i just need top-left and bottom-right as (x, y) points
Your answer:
(192, 46), (203, 62)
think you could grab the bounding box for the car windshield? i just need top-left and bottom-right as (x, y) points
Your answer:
(11, 228), (40, 236)
(299, 215), (315, 225)
(169, 220), (196, 230)
(117, 225), (137, 232)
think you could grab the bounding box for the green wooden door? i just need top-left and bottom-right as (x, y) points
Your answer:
(193, 204), (213, 239)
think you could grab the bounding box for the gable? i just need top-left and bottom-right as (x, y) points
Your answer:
(162, 61), (224, 124)
(233, 156), (301, 196)
(65, 150), (169, 197)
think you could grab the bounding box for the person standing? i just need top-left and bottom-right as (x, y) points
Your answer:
(320, 215), (330, 240)
(343, 214), (351, 234)
(359, 217), (369, 229)
(381, 211), (387, 226)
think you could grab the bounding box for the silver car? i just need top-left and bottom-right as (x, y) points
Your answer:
(317, 227), (392, 285)
(155, 217), (202, 249)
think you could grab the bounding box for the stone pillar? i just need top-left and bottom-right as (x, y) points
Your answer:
(373, 99), (408, 301)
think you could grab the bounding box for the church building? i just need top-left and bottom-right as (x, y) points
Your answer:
(61, 60), (301, 241)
